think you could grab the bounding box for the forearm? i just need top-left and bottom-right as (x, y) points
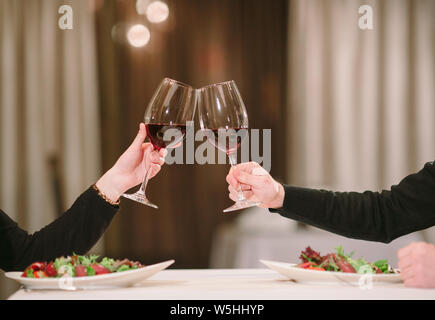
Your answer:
(271, 186), (398, 242)
(271, 162), (435, 243)
(0, 186), (118, 271)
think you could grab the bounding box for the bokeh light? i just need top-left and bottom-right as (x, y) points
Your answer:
(136, 0), (151, 15)
(146, 1), (169, 24)
(127, 24), (151, 47)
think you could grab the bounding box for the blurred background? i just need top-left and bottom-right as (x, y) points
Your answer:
(0, 0), (434, 298)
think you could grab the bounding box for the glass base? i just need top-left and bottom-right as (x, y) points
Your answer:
(121, 192), (158, 209)
(223, 200), (261, 213)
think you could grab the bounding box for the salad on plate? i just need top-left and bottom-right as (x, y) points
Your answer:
(296, 246), (397, 274)
(21, 254), (145, 278)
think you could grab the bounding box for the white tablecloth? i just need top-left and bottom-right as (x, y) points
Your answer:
(8, 269), (435, 300)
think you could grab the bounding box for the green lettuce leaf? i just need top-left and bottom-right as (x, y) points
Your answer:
(26, 269), (35, 278)
(116, 265), (131, 272)
(77, 254), (100, 266)
(86, 266), (96, 276)
(53, 257), (71, 271)
(100, 257), (116, 272)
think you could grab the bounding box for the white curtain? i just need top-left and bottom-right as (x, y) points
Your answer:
(0, 0), (102, 299)
(288, 0), (435, 232)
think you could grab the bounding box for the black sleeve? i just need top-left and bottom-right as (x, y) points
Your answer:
(0, 186), (119, 271)
(270, 161), (435, 243)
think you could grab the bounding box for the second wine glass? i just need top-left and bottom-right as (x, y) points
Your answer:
(198, 80), (261, 212)
(122, 78), (197, 208)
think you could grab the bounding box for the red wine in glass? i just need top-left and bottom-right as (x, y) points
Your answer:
(146, 124), (187, 151)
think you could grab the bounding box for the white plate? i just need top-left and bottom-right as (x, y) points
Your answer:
(5, 260), (175, 290)
(260, 260), (402, 285)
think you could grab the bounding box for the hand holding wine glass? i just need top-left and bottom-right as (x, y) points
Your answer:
(226, 162), (285, 209)
(96, 123), (167, 203)
(198, 80), (260, 212)
(122, 78), (197, 208)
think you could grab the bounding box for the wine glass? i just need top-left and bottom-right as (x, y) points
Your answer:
(122, 78), (197, 208)
(197, 80), (261, 212)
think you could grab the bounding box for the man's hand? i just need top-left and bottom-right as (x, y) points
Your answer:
(226, 161), (285, 209)
(96, 123), (167, 202)
(397, 242), (435, 288)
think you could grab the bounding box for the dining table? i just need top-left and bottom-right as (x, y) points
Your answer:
(7, 268), (435, 300)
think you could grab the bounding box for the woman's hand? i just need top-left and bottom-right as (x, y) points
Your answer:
(398, 242), (435, 288)
(96, 123), (167, 202)
(226, 161), (285, 209)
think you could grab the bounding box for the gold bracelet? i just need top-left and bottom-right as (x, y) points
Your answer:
(92, 184), (120, 206)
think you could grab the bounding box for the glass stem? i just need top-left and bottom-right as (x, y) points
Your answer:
(138, 148), (153, 195)
(139, 168), (151, 195)
(228, 152), (245, 202)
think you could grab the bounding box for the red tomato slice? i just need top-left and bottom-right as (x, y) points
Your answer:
(45, 262), (57, 277)
(75, 265), (87, 277)
(307, 267), (326, 271)
(90, 263), (110, 275)
(29, 262), (46, 271)
(298, 262), (316, 269)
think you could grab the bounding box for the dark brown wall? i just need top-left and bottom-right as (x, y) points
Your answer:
(95, 0), (288, 268)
